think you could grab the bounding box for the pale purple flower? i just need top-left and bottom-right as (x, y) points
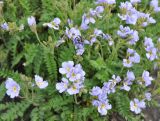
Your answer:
(150, 0), (160, 12)
(56, 78), (68, 93)
(146, 47), (157, 61)
(126, 13), (138, 25)
(130, 98), (146, 114)
(144, 37), (154, 50)
(80, 13), (95, 30)
(67, 84), (80, 95)
(117, 25), (132, 38)
(90, 86), (102, 96)
(126, 71), (135, 81)
(1, 22), (9, 30)
(130, 0), (141, 4)
(137, 12), (156, 27)
(5, 78), (20, 98)
(107, 75), (121, 90)
(117, 25), (139, 45)
(89, 6), (104, 18)
(97, 100), (112, 115)
(123, 48), (140, 67)
(96, 0), (116, 5)
(121, 71), (135, 91)
(67, 67), (82, 82)
(27, 16), (36, 26)
(129, 52), (140, 63)
(145, 92), (151, 101)
(35, 75), (48, 89)
(86, 29), (103, 45)
(102, 82), (115, 94)
(59, 61), (74, 75)
(123, 59), (133, 68)
(65, 27), (81, 39)
(139, 71), (153, 86)
(43, 17), (61, 30)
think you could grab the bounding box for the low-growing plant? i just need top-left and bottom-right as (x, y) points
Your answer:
(0, 0), (160, 121)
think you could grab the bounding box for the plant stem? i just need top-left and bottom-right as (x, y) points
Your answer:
(74, 94), (78, 104)
(35, 31), (45, 46)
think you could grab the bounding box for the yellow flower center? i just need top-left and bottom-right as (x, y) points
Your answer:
(12, 86), (17, 92)
(37, 81), (43, 86)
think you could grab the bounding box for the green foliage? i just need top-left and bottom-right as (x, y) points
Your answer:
(0, 0), (160, 121)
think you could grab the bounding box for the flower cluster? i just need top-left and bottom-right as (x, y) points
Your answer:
(144, 37), (157, 61)
(117, 25), (139, 45)
(56, 61), (85, 95)
(90, 75), (121, 115)
(90, 86), (112, 115)
(81, 6), (104, 30)
(123, 48), (140, 68)
(118, 1), (156, 26)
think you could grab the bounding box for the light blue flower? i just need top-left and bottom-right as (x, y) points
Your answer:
(130, 0), (141, 4)
(27, 16), (36, 26)
(150, 0), (160, 13)
(59, 61), (74, 75)
(145, 92), (151, 101)
(43, 17), (61, 30)
(5, 78), (20, 98)
(56, 78), (68, 93)
(35, 75), (48, 89)
(96, 0), (116, 5)
(141, 71), (153, 86)
(1, 22), (9, 30)
(97, 100), (112, 115)
(130, 98), (146, 114)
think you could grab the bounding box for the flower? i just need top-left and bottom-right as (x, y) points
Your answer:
(35, 75), (48, 89)
(145, 92), (151, 101)
(146, 47), (157, 61)
(130, 0), (141, 4)
(65, 27), (81, 39)
(80, 13), (95, 30)
(56, 78), (68, 93)
(43, 17), (61, 30)
(5, 78), (20, 98)
(150, 0), (160, 13)
(97, 100), (112, 115)
(130, 98), (146, 114)
(27, 16), (36, 26)
(96, 0), (116, 5)
(1, 22), (9, 30)
(144, 37), (157, 61)
(90, 86), (102, 96)
(123, 48), (140, 67)
(138, 71), (153, 86)
(117, 25), (139, 45)
(67, 84), (81, 95)
(121, 71), (135, 91)
(59, 61), (74, 75)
